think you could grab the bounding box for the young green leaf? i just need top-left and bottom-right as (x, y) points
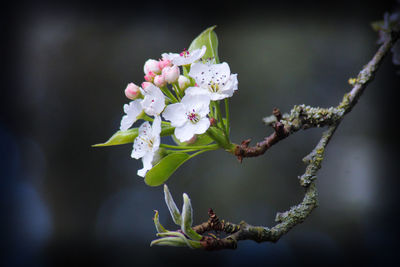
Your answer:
(153, 210), (168, 233)
(189, 26), (219, 63)
(145, 153), (190, 186)
(92, 125), (175, 147)
(181, 193), (203, 241)
(92, 128), (139, 147)
(163, 184), (182, 225)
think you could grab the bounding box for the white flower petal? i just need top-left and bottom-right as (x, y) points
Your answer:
(141, 84), (166, 116)
(185, 86), (209, 96)
(193, 117), (210, 135)
(210, 62), (230, 84)
(174, 117), (210, 142)
(168, 46), (207, 66)
(120, 100), (143, 131)
(162, 103), (187, 127)
(209, 92), (229, 101)
(161, 52), (177, 61)
(131, 122), (152, 159)
(151, 116), (161, 150)
(174, 122), (196, 142)
(138, 121), (152, 137)
(189, 63), (213, 87)
(120, 115), (135, 132)
(181, 94), (210, 117)
(216, 74), (238, 100)
(152, 116), (162, 137)
(137, 152), (154, 177)
(189, 45), (206, 61)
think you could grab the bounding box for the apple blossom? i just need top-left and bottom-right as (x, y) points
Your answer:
(144, 59), (161, 75)
(178, 75), (191, 91)
(187, 62), (238, 101)
(124, 83), (141, 100)
(140, 84), (166, 116)
(131, 116), (161, 177)
(154, 74), (167, 87)
(141, 82), (152, 89)
(144, 71), (156, 82)
(120, 100), (143, 131)
(161, 45), (207, 66)
(162, 94), (211, 142)
(162, 65), (180, 84)
(158, 58), (172, 70)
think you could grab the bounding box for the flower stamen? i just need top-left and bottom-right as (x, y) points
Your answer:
(186, 109), (200, 124)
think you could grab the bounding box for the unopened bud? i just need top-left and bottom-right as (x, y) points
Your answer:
(124, 82), (141, 100)
(158, 58), (172, 70)
(162, 65), (180, 84)
(144, 71), (156, 82)
(144, 59), (161, 75)
(178, 75), (191, 91)
(141, 81), (152, 89)
(154, 74), (167, 87)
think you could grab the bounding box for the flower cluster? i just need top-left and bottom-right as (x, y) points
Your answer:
(119, 45), (238, 178)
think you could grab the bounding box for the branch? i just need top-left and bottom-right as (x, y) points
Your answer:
(150, 21), (399, 251)
(233, 29), (398, 161)
(194, 27), (399, 250)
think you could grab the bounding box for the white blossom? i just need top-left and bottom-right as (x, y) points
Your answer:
(187, 62), (238, 101)
(162, 94), (210, 142)
(140, 84), (166, 116)
(162, 46), (206, 66)
(144, 59), (161, 75)
(131, 116), (162, 177)
(120, 100), (143, 131)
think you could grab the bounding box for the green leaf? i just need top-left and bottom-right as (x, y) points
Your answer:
(153, 210), (168, 233)
(145, 153), (190, 186)
(181, 193), (203, 241)
(92, 125), (175, 147)
(163, 184), (182, 225)
(189, 26), (219, 63)
(206, 126), (235, 151)
(150, 236), (201, 249)
(92, 128), (138, 147)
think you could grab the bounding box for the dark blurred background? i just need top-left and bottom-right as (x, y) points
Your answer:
(2, 0), (400, 266)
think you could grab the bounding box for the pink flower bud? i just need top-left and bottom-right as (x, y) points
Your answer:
(153, 74), (166, 87)
(141, 82), (152, 89)
(124, 83), (141, 100)
(162, 65), (180, 84)
(144, 59), (161, 74)
(158, 58), (172, 70)
(144, 71), (156, 82)
(178, 75), (191, 91)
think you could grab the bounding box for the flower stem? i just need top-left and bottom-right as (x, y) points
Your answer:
(161, 86), (179, 103)
(160, 143), (219, 150)
(172, 83), (182, 101)
(214, 101), (229, 143)
(142, 114), (170, 125)
(188, 147), (218, 160)
(224, 99), (230, 135)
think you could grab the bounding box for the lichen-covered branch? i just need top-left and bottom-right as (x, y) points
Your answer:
(233, 29), (398, 161)
(197, 125), (336, 250)
(192, 25), (399, 250)
(151, 18), (399, 251)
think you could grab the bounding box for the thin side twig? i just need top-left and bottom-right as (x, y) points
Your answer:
(195, 29), (398, 250)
